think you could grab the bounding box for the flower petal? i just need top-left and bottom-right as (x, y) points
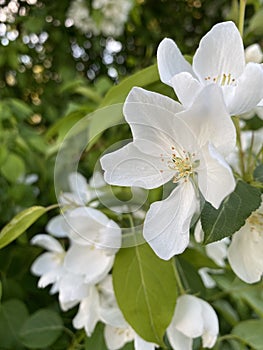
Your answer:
(167, 327), (192, 350)
(46, 215), (69, 238)
(226, 62), (263, 115)
(245, 43), (263, 63)
(64, 243), (114, 284)
(205, 238), (229, 267)
(143, 181), (198, 260)
(198, 143), (235, 209)
(124, 87), (197, 155)
(157, 38), (194, 86)
(193, 22), (245, 83)
(173, 295), (204, 338)
(104, 325), (134, 350)
(58, 273), (88, 311)
(66, 207), (121, 252)
(227, 221), (263, 283)
(68, 171), (88, 197)
(134, 334), (156, 350)
(173, 295), (219, 348)
(73, 285), (100, 336)
(101, 142), (173, 189)
(178, 84), (235, 156)
(31, 252), (62, 286)
(31, 234), (64, 253)
(171, 72), (202, 108)
(199, 298), (219, 348)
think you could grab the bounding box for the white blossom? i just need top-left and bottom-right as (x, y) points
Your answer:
(101, 85), (236, 260)
(227, 199), (263, 283)
(157, 21), (263, 115)
(167, 295), (219, 349)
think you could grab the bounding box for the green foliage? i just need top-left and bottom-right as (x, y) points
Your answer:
(201, 180), (262, 244)
(232, 319), (263, 350)
(247, 8), (263, 35)
(113, 243), (177, 346)
(1, 153), (26, 183)
(100, 64), (159, 107)
(19, 309), (63, 349)
(0, 206), (47, 249)
(254, 164), (263, 183)
(0, 299), (29, 349)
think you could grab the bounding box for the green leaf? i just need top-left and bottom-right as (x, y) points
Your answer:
(112, 243), (177, 347)
(85, 323), (107, 350)
(100, 64), (159, 107)
(0, 299), (29, 349)
(180, 247), (218, 269)
(177, 257), (206, 297)
(232, 319), (263, 350)
(201, 180), (262, 244)
(1, 153), (26, 183)
(0, 281), (2, 302)
(254, 164), (263, 183)
(213, 300), (239, 327)
(19, 309), (63, 349)
(0, 206), (47, 249)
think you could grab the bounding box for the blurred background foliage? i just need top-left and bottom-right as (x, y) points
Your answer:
(0, 0), (263, 348)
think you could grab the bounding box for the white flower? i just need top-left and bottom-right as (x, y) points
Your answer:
(64, 206), (122, 253)
(227, 200), (263, 283)
(167, 295), (219, 349)
(31, 234), (65, 289)
(101, 85), (236, 260)
(67, 0), (99, 34)
(73, 284), (101, 336)
(60, 171), (105, 208)
(245, 43), (263, 63)
(157, 21), (263, 115)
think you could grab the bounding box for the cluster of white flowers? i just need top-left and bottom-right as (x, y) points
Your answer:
(31, 21), (263, 350)
(67, 0), (133, 37)
(31, 171), (219, 349)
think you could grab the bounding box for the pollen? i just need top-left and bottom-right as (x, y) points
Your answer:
(207, 73), (236, 86)
(167, 151), (198, 183)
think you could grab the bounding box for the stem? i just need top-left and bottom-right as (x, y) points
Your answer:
(232, 116), (246, 178)
(173, 258), (186, 295)
(238, 0), (246, 38)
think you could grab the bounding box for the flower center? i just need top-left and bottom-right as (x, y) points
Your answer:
(204, 73), (236, 86)
(169, 154), (193, 182)
(159, 148), (200, 183)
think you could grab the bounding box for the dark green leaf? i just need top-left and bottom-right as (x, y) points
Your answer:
(113, 243), (177, 347)
(254, 164), (263, 183)
(181, 247), (218, 269)
(232, 319), (263, 350)
(177, 257), (206, 297)
(0, 299), (29, 349)
(201, 180), (261, 244)
(213, 300), (239, 327)
(19, 309), (63, 349)
(0, 206), (47, 249)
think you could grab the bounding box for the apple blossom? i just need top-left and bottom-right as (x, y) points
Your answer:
(101, 84), (236, 259)
(227, 199), (263, 283)
(167, 295), (219, 349)
(157, 21), (263, 115)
